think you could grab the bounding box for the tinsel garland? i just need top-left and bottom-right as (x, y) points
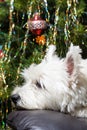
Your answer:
(64, 0), (78, 45)
(0, 98), (12, 129)
(0, 0), (15, 128)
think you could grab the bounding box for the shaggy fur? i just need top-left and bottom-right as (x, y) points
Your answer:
(11, 44), (87, 118)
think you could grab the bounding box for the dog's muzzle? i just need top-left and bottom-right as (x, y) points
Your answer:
(11, 94), (20, 105)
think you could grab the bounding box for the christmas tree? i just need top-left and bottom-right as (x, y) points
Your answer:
(0, 0), (87, 128)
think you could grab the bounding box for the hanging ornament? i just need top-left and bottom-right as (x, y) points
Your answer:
(35, 35), (46, 45)
(0, 50), (4, 59)
(28, 13), (47, 36)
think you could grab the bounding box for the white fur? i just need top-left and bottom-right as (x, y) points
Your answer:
(12, 44), (87, 117)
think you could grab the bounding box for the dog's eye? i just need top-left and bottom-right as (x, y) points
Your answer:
(36, 81), (42, 88)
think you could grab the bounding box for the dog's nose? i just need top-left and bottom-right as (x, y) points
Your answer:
(11, 94), (20, 104)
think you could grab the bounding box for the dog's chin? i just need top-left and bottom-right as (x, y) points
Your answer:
(16, 107), (27, 110)
(11, 102), (27, 110)
(14, 105), (28, 110)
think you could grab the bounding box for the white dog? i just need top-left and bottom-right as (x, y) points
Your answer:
(11, 44), (87, 118)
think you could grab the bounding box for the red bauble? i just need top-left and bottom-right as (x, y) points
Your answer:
(0, 50), (4, 59)
(28, 13), (47, 36)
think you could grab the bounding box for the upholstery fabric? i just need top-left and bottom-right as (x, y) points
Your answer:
(7, 110), (87, 130)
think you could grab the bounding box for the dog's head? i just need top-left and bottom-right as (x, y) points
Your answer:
(11, 44), (82, 109)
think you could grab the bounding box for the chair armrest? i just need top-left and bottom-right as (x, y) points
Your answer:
(7, 110), (87, 130)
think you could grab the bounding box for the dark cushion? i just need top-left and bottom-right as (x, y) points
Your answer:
(7, 110), (87, 130)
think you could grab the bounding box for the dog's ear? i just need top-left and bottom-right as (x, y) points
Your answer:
(66, 56), (74, 75)
(65, 44), (82, 76)
(21, 64), (36, 82)
(43, 45), (57, 62)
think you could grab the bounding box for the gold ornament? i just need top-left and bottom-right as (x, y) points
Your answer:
(35, 35), (46, 45)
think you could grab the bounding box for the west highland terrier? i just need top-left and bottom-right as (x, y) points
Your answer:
(11, 44), (87, 118)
